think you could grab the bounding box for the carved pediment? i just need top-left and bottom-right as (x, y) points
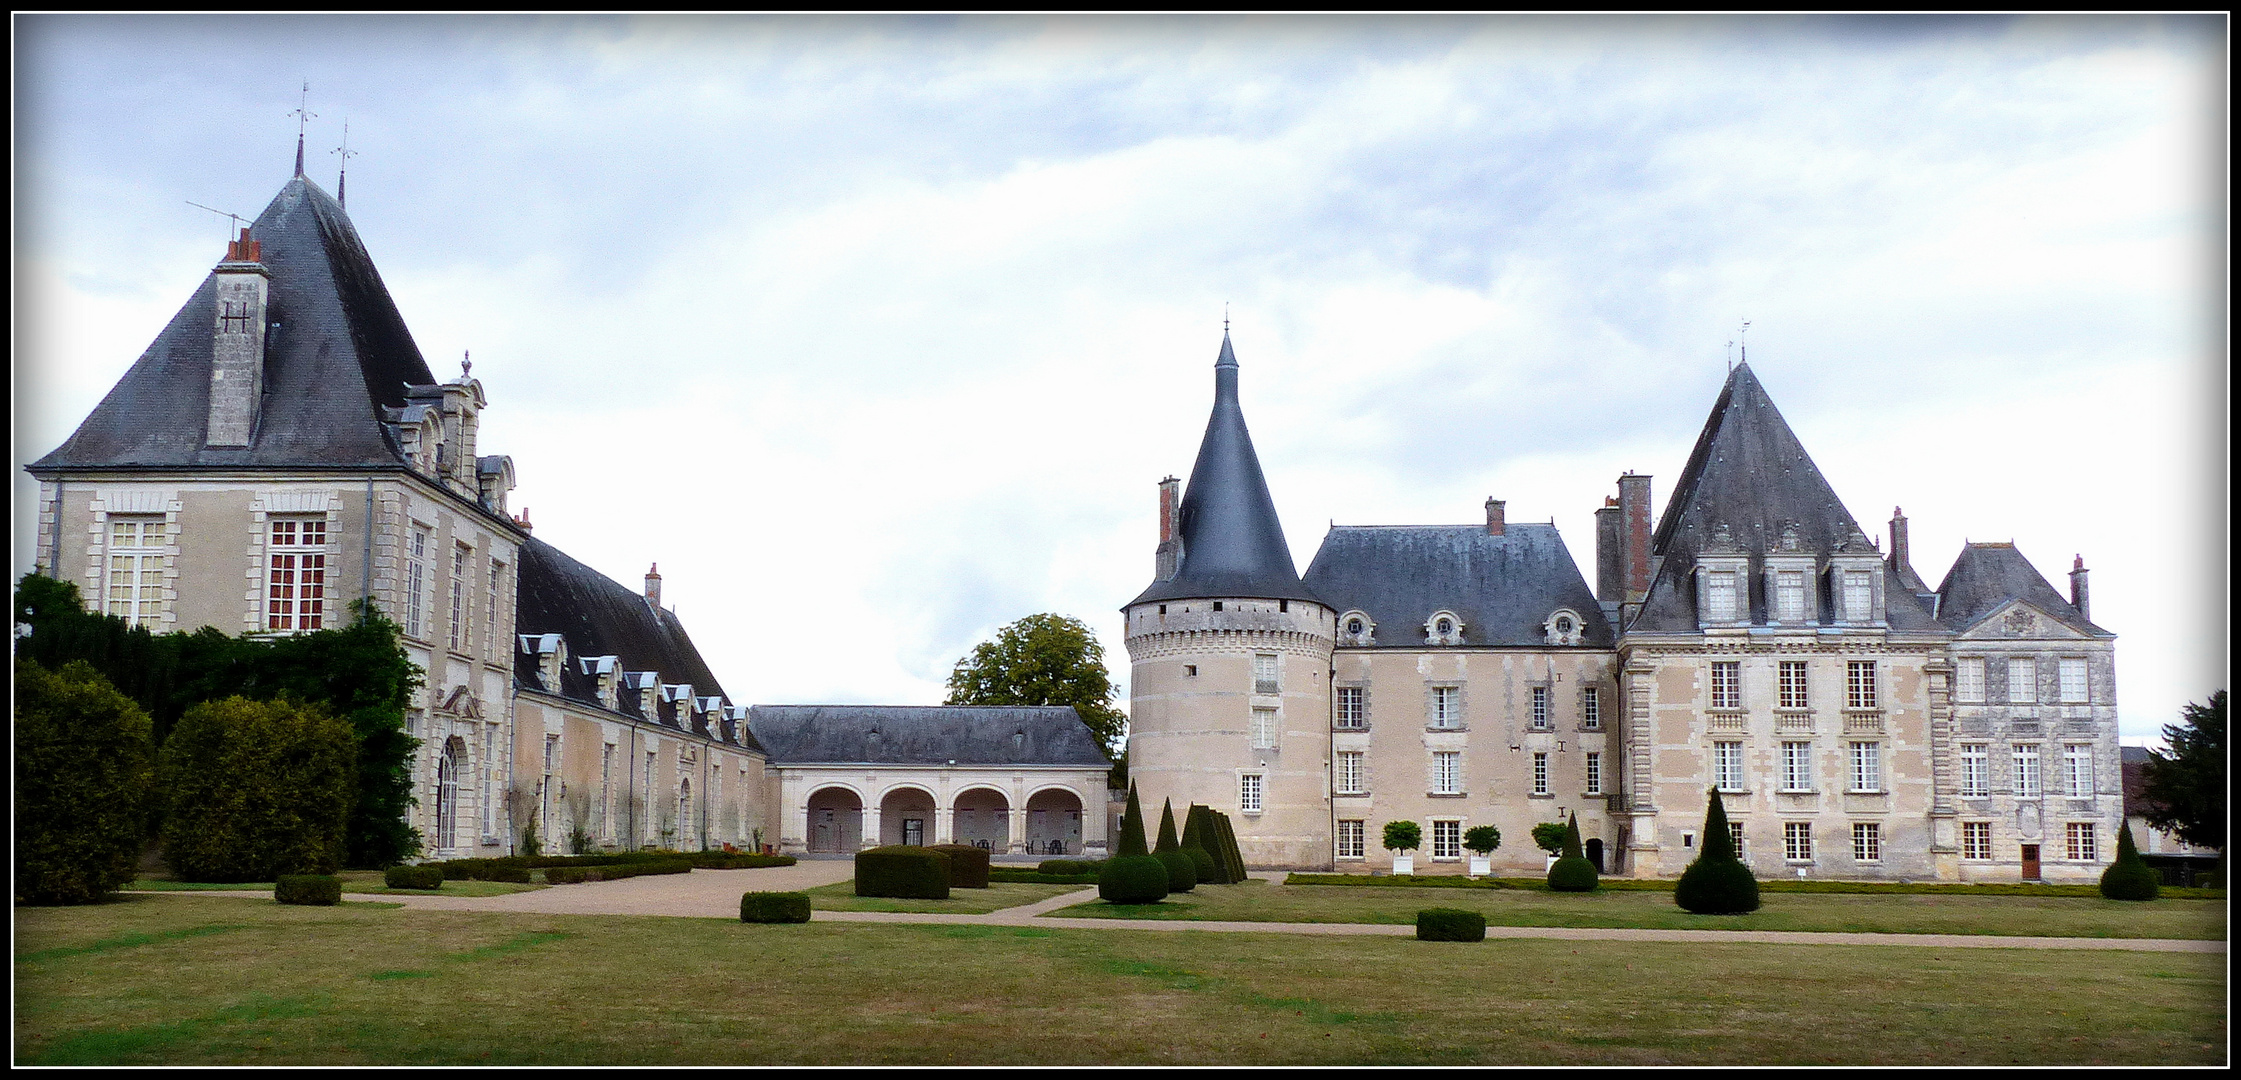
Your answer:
(1956, 600), (2090, 642)
(438, 684), (483, 718)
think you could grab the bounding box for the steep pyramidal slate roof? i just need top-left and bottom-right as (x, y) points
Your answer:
(1304, 524), (1613, 647)
(746, 705), (1110, 767)
(1933, 542), (2110, 638)
(32, 174), (433, 471)
(1634, 362), (1939, 632)
(1131, 333), (1321, 606)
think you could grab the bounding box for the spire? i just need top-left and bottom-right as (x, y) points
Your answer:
(289, 82), (317, 178)
(331, 118), (358, 208)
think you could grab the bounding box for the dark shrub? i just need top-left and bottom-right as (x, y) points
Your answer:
(1548, 814), (1599, 892)
(1038, 858), (1106, 876)
(1212, 810), (1247, 882)
(856, 846), (951, 900)
(688, 851), (796, 870)
(1674, 789), (1760, 914)
(1153, 800), (1197, 892)
(1416, 908), (1487, 942)
(1118, 785), (1150, 856)
(2100, 823), (2161, 901)
(1098, 854), (1171, 904)
(1182, 844), (1218, 885)
(14, 660), (156, 905)
(275, 874), (341, 906)
(740, 891), (813, 923)
(1463, 825), (1502, 857)
(485, 863), (533, 884)
(600, 858), (690, 881)
(160, 696), (355, 883)
(543, 867), (589, 885)
(929, 844), (992, 889)
(384, 864), (443, 890)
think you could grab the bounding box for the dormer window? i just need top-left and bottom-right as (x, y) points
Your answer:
(1337, 611), (1376, 647)
(1424, 611), (1465, 646)
(1543, 608), (1585, 646)
(1705, 571), (1738, 621)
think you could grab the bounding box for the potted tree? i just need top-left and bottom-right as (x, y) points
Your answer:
(1531, 820), (1569, 870)
(1463, 824), (1501, 878)
(1383, 820), (1422, 876)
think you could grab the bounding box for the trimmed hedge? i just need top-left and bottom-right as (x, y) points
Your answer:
(161, 696), (354, 883)
(2100, 824), (2161, 901)
(1284, 873), (2225, 899)
(1037, 858), (1107, 876)
(1154, 800), (1197, 893)
(988, 869), (1102, 885)
(1675, 790), (1759, 915)
(929, 844), (992, 889)
(740, 891), (813, 923)
(275, 874), (342, 906)
(544, 867), (591, 884)
(599, 859), (692, 881)
(1416, 908), (1487, 942)
(484, 863), (533, 884)
(1098, 854), (1171, 905)
(856, 846), (951, 900)
(13, 660), (157, 906)
(383, 864), (443, 890)
(1548, 814), (1599, 892)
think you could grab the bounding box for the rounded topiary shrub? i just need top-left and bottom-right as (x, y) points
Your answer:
(1039, 858), (1105, 876)
(14, 660), (157, 906)
(1674, 858), (1761, 914)
(275, 874), (342, 906)
(1155, 849), (1199, 893)
(1548, 856), (1600, 892)
(383, 864), (443, 890)
(1416, 908), (1487, 942)
(2100, 824), (2161, 901)
(1097, 854), (1171, 905)
(855, 846), (951, 900)
(740, 891), (813, 923)
(1182, 844), (1219, 885)
(160, 696), (355, 883)
(929, 844), (992, 889)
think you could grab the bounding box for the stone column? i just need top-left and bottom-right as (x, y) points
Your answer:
(934, 805), (955, 845)
(860, 805), (882, 850)
(1008, 807), (1029, 854)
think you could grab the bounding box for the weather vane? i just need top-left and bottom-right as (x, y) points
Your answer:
(290, 81), (318, 176)
(185, 200), (249, 239)
(1739, 319), (1751, 365)
(331, 118), (358, 206)
(1223, 301), (1230, 334)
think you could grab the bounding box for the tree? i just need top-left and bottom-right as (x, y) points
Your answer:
(1531, 821), (1570, 855)
(160, 696), (357, 882)
(2099, 822), (2160, 901)
(1674, 788), (1760, 914)
(1548, 813), (1599, 892)
(2141, 691), (2225, 854)
(1382, 820), (1421, 854)
(1153, 798), (1198, 892)
(1099, 785), (1168, 904)
(945, 613), (1127, 758)
(1463, 825), (1502, 857)
(14, 661), (157, 904)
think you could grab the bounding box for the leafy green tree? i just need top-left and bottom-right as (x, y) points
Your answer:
(2099, 822), (2160, 901)
(14, 661), (157, 904)
(1463, 825), (1502, 856)
(2142, 691), (2225, 854)
(1531, 821), (1570, 855)
(1382, 820), (1421, 854)
(160, 696), (357, 882)
(945, 613), (1127, 758)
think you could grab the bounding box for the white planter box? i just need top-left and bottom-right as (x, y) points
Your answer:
(1468, 855), (1491, 877)
(1391, 854), (1415, 875)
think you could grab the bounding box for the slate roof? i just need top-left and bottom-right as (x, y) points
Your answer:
(2121, 746), (2158, 818)
(31, 173), (435, 473)
(1632, 362), (1941, 633)
(1933, 542), (2111, 638)
(746, 705), (1110, 767)
(1130, 333), (1322, 607)
(1302, 523), (1613, 648)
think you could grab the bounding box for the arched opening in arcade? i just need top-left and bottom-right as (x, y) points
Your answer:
(951, 787), (1011, 851)
(881, 787), (937, 847)
(1025, 787), (1086, 857)
(806, 786), (863, 853)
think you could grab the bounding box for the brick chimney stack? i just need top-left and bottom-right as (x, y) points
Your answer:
(1617, 472), (1654, 605)
(1155, 476), (1184, 582)
(1595, 496), (1623, 602)
(1888, 506), (1911, 574)
(645, 563), (662, 609)
(1484, 497), (1506, 537)
(205, 227), (270, 448)
(2069, 555), (2090, 621)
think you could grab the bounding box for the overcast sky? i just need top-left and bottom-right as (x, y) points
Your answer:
(14, 15), (2226, 743)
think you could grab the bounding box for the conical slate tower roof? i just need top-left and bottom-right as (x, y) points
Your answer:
(1131, 332), (1321, 606)
(31, 173), (434, 472)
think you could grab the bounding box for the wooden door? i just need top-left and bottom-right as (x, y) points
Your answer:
(2021, 844), (2040, 881)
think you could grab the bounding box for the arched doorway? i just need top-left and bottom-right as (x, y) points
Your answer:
(1586, 838), (1605, 873)
(806, 786), (863, 853)
(435, 737), (464, 855)
(1025, 788), (1085, 856)
(881, 787), (937, 847)
(951, 787), (1010, 851)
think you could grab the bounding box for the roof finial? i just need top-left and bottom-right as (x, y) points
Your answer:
(330, 118), (358, 207)
(461, 349), (472, 378)
(1223, 302), (1230, 336)
(1738, 318), (1751, 366)
(290, 81), (318, 177)
(1726, 338), (1734, 373)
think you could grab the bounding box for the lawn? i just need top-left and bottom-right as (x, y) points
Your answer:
(125, 871), (545, 898)
(12, 895), (2221, 1065)
(804, 881), (1085, 914)
(1052, 880), (2228, 940)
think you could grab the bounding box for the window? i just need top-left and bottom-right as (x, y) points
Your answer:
(1431, 820), (1462, 859)
(1775, 570), (1806, 621)
(1846, 661), (1878, 709)
(2065, 822), (2097, 862)
(1784, 821), (1813, 862)
(1852, 822), (1881, 862)
(1849, 741), (1881, 793)
(1778, 661), (1809, 710)
(1253, 653), (1279, 695)
(1706, 571), (1738, 621)
(265, 518), (326, 631)
(1336, 819), (1364, 859)
(1336, 751), (1365, 795)
(449, 544), (472, 651)
(1710, 661), (1741, 710)
(482, 726), (498, 836)
(1336, 686), (1365, 729)
(1530, 686), (1550, 730)
(1251, 707), (1277, 750)
(1433, 751), (1460, 795)
(1532, 751), (1550, 795)
(600, 744), (616, 840)
(1730, 822), (1746, 856)
(1956, 657), (1986, 703)
(1960, 744), (1989, 797)
(2013, 744), (2041, 797)
(405, 524), (431, 639)
(1239, 773), (1263, 814)
(1714, 741), (1745, 792)
(1581, 686), (1601, 729)
(2058, 659), (2088, 703)
(103, 516), (168, 627)
(1843, 570), (1873, 621)
(1183, 664), (1197, 677)
(435, 741), (460, 851)
(644, 752), (655, 839)
(486, 561), (504, 657)
(2008, 657), (2037, 704)
(1585, 751), (1602, 795)
(1961, 821), (1992, 860)
(1430, 686), (1460, 728)
(1781, 741), (1814, 791)
(2064, 744), (2093, 796)
(405, 709), (421, 737)
(541, 734), (559, 841)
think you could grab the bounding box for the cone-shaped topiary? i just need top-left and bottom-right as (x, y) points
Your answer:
(1154, 799), (1197, 892)
(1674, 788), (1760, 914)
(1117, 785), (1150, 857)
(1548, 813), (1599, 891)
(1098, 786), (1168, 903)
(2099, 822), (2161, 901)
(1189, 805), (1237, 884)
(1178, 804), (1220, 884)
(1215, 811), (1247, 881)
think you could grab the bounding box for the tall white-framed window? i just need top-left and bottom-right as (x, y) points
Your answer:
(1714, 741), (1745, 792)
(1775, 570), (1806, 621)
(1956, 657), (1986, 703)
(1581, 686), (1601, 729)
(1432, 751), (1460, 795)
(449, 543), (473, 652)
(1431, 819), (1462, 860)
(541, 734), (560, 842)
(2013, 744), (2042, 796)
(644, 751), (656, 840)
(436, 739), (461, 852)
(1706, 571), (1738, 621)
(1710, 661), (1741, 710)
(1780, 741), (1814, 792)
(1336, 819), (1365, 859)
(679, 777), (693, 845)
(482, 726), (498, 837)
(1335, 686), (1366, 729)
(104, 515), (170, 627)
(1843, 570), (1873, 621)
(2058, 659), (2088, 704)
(1584, 751), (1602, 795)
(2064, 744), (2093, 796)
(1852, 822), (1881, 862)
(1961, 821), (1992, 860)
(2065, 822), (2097, 862)
(405, 524), (431, 639)
(1530, 685), (1550, 730)
(1960, 743), (1989, 797)
(265, 517), (327, 631)
(1778, 661), (1809, 710)
(1239, 773), (1263, 814)
(1250, 707), (1278, 750)
(1430, 685), (1460, 728)
(1848, 741), (1881, 793)
(1846, 661), (1878, 709)
(1336, 751), (1365, 795)
(600, 743), (616, 841)
(1784, 821), (1813, 862)
(2008, 657), (2037, 704)
(1253, 653), (1279, 695)
(486, 561), (504, 657)
(1532, 751), (1550, 795)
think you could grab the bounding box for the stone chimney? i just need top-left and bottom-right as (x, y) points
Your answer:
(2069, 555), (2090, 621)
(1617, 472), (1654, 604)
(1888, 507), (1911, 574)
(1595, 496), (1623, 602)
(1155, 476), (1184, 582)
(644, 563), (662, 609)
(205, 228), (270, 447)
(1485, 497), (1506, 537)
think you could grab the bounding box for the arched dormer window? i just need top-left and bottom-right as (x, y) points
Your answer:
(1424, 610), (1465, 647)
(1544, 608), (1585, 647)
(1337, 610), (1376, 647)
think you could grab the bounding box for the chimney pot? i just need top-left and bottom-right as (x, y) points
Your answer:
(645, 563), (663, 608)
(1485, 497), (1506, 536)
